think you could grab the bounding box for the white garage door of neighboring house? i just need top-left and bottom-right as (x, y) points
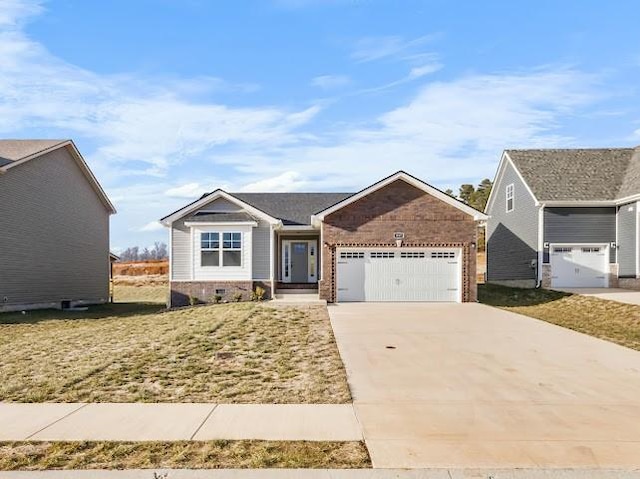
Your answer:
(336, 248), (462, 302)
(550, 245), (608, 288)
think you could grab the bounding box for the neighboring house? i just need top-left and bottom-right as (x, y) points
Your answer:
(0, 140), (116, 312)
(485, 147), (640, 289)
(160, 171), (487, 306)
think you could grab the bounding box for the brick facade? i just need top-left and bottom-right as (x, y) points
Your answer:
(318, 179), (479, 302)
(170, 280), (272, 307)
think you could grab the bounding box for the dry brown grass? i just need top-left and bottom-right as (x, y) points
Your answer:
(0, 441), (371, 470)
(0, 303), (351, 403)
(113, 279), (168, 304)
(479, 284), (640, 351)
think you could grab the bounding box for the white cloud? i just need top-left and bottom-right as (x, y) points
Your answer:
(0, 2), (321, 178)
(408, 63), (442, 79)
(0, 0), (43, 27)
(239, 171), (309, 192)
(311, 74), (351, 89)
(165, 182), (207, 198)
(138, 221), (164, 232)
(351, 35), (435, 63)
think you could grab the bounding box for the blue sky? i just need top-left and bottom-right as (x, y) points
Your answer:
(1, 0), (639, 251)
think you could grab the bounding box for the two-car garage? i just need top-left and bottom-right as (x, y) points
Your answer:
(336, 248), (462, 302)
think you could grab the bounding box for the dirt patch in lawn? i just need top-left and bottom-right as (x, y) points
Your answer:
(0, 441), (371, 470)
(479, 284), (640, 351)
(0, 303), (351, 403)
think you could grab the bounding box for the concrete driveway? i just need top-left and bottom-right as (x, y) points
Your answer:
(328, 303), (640, 469)
(555, 287), (640, 306)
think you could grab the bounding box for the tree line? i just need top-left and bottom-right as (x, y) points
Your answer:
(445, 178), (492, 211)
(119, 242), (168, 262)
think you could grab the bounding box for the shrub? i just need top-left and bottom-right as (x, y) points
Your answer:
(252, 286), (266, 301)
(188, 295), (198, 306)
(212, 294), (223, 304)
(232, 292), (243, 302)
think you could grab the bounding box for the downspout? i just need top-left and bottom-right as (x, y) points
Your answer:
(535, 204), (545, 288)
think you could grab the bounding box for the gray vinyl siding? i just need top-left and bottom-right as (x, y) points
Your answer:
(170, 198), (273, 281)
(486, 162), (539, 281)
(0, 147), (110, 307)
(252, 220), (272, 279)
(543, 207), (616, 263)
(171, 218), (191, 280)
(195, 197), (242, 213)
(617, 203), (636, 277)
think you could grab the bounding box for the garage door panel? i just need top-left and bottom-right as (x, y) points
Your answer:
(550, 245), (607, 288)
(337, 248), (461, 303)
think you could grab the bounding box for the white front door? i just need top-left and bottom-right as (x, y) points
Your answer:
(336, 248), (462, 302)
(550, 245), (608, 288)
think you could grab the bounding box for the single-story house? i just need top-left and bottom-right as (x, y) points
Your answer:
(485, 147), (640, 289)
(160, 171), (487, 306)
(0, 140), (116, 312)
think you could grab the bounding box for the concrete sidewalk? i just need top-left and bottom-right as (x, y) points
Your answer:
(0, 403), (362, 442)
(1, 469), (639, 478)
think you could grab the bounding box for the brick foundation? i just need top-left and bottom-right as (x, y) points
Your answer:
(169, 281), (272, 307)
(319, 179), (479, 303)
(541, 264), (552, 288)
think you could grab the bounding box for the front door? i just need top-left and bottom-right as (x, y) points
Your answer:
(291, 242), (309, 283)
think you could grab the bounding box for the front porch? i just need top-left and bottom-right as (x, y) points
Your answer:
(274, 230), (320, 286)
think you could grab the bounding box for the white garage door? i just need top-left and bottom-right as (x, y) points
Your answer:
(336, 248), (462, 302)
(550, 245), (608, 288)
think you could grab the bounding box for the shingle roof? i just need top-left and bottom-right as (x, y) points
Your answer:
(0, 139), (68, 163)
(184, 211), (258, 223)
(230, 192), (354, 225)
(506, 147), (640, 201)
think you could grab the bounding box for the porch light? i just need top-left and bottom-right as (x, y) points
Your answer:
(611, 241), (617, 249)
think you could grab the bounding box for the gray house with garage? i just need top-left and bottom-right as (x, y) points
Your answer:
(485, 147), (640, 289)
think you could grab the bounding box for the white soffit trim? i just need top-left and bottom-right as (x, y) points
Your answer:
(0, 140), (116, 214)
(160, 190), (280, 226)
(313, 171), (488, 222)
(184, 221), (258, 227)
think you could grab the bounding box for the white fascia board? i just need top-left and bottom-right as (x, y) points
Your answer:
(278, 224), (318, 231)
(314, 171), (488, 222)
(184, 221), (258, 227)
(160, 190), (280, 226)
(542, 200), (617, 207)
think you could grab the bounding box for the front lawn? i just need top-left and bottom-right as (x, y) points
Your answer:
(0, 303), (350, 403)
(479, 284), (640, 351)
(0, 441), (370, 470)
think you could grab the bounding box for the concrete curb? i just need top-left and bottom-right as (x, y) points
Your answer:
(1, 469), (639, 479)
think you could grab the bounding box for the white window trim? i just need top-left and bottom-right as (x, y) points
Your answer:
(199, 231), (244, 268)
(506, 183), (515, 213)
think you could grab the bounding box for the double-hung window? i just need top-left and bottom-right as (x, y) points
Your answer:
(222, 232), (242, 266)
(200, 232), (242, 267)
(506, 183), (514, 212)
(201, 232), (220, 266)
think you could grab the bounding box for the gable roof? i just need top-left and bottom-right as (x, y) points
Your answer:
(313, 171), (488, 221)
(231, 192), (353, 225)
(0, 140), (67, 162)
(0, 139), (116, 214)
(183, 211), (259, 224)
(161, 171), (488, 226)
(505, 148), (640, 203)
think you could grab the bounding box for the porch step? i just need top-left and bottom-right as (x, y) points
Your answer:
(271, 291), (325, 304)
(275, 288), (318, 294)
